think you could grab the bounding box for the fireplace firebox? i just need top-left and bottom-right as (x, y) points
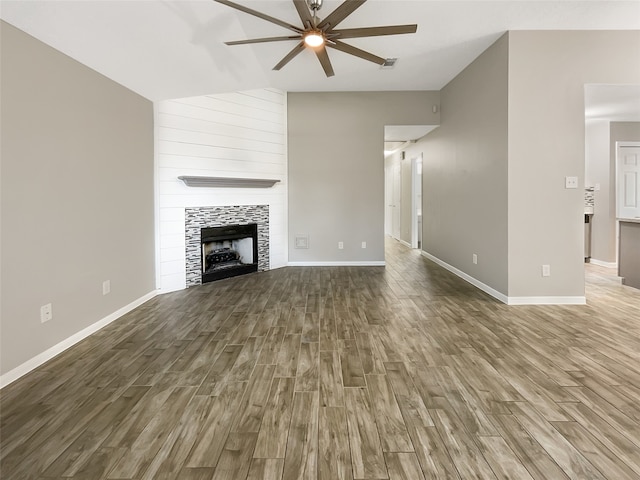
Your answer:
(201, 223), (258, 283)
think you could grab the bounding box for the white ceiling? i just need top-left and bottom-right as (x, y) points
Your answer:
(2, 1), (639, 101)
(385, 125), (437, 142)
(585, 84), (640, 122)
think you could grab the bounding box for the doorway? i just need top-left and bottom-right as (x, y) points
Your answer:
(584, 85), (640, 268)
(616, 142), (640, 220)
(615, 141), (640, 266)
(383, 125), (436, 253)
(384, 150), (422, 249)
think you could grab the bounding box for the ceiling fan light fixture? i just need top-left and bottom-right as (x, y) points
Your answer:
(304, 31), (325, 48)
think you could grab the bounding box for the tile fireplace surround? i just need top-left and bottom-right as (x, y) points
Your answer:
(184, 205), (269, 287)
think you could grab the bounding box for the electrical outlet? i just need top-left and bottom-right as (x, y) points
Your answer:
(361, 241), (367, 249)
(472, 254), (478, 265)
(103, 280), (111, 295)
(40, 303), (52, 323)
(565, 176), (578, 189)
(542, 264), (551, 277)
(338, 241), (344, 250)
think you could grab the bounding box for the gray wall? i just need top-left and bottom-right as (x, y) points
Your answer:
(508, 31), (640, 298)
(288, 91), (439, 263)
(1, 22), (156, 376)
(404, 34), (509, 295)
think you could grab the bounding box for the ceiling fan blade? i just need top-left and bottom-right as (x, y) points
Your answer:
(215, 0), (302, 34)
(318, 0), (366, 30)
(292, 0), (314, 28)
(328, 40), (385, 65)
(332, 24), (417, 39)
(226, 35), (301, 46)
(273, 42), (306, 70)
(315, 46), (335, 77)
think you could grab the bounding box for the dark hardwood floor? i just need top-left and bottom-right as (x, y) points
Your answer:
(2, 239), (639, 479)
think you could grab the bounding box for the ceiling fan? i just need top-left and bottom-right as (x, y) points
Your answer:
(215, 0), (418, 77)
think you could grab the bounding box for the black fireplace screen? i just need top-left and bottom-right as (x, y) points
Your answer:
(201, 223), (258, 283)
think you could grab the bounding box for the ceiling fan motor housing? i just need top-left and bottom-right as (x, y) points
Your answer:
(307, 0), (323, 12)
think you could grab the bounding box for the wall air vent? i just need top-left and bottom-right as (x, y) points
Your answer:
(381, 58), (398, 69)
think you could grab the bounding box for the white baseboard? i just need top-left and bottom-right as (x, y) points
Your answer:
(420, 251), (509, 303)
(288, 261), (386, 267)
(588, 258), (617, 269)
(399, 239), (412, 249)
(158, 285), (185, 294)
(0, 290), (158, 389)
(420, 251), (586, 306)
(268, 262), (288, 270)
(507, 296), (586, 305)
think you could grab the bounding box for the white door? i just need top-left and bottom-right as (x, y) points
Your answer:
(392, 162), (401, 239)
(617, 143), (640, 219)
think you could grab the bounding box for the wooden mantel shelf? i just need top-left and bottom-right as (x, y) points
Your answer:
(178, 176), (281, 188)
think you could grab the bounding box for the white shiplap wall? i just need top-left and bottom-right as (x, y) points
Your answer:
(155, 88), (287, 292)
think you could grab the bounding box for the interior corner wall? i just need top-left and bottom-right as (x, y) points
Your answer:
(404, 33), (510, 296)
(585, 119), (613, 263)
(0, 21), (155, 377)
(508, 31), (640, 299)
(155, 89), (288, 293)
(287, 91), (439, 264)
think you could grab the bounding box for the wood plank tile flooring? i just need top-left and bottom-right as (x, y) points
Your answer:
(2, 239), (640, 479)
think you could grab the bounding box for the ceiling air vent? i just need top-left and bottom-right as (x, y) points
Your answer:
(381, 58), (398, 69)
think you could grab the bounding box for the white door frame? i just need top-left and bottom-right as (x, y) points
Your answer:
(392, 161), (401, 240)
(384, 161), (393, 236)
(411, 154), (423, 249)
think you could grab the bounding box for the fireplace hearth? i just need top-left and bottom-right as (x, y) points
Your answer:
(201, 223), (258, 283)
